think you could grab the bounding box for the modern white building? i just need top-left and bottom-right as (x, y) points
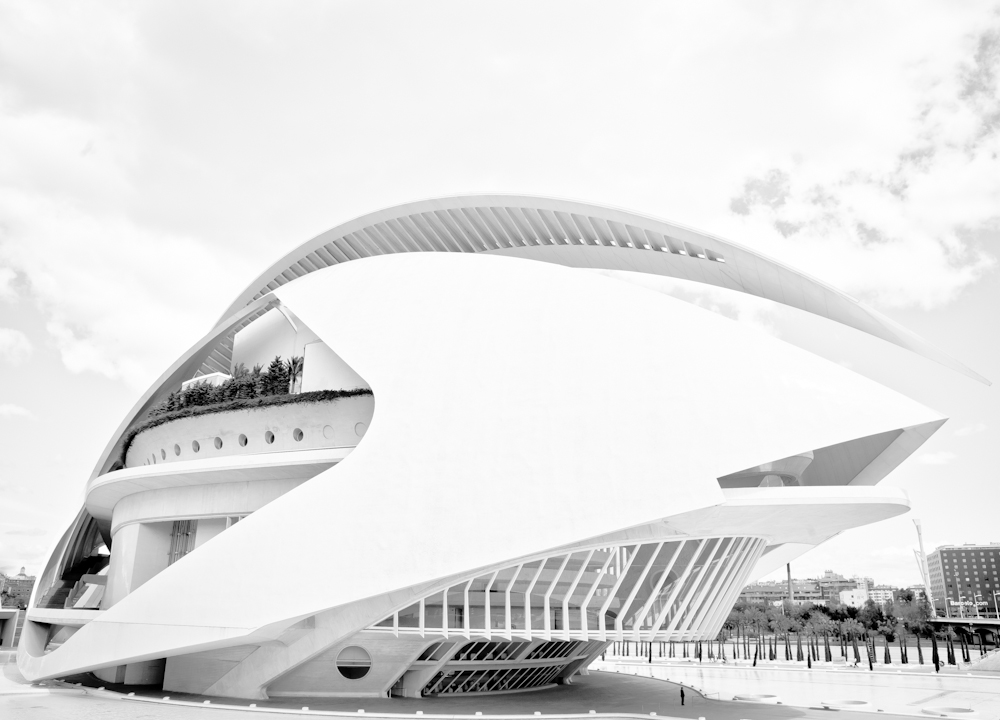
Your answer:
(868, 587), (897, 605)
(840, 587), (870, 608)
(18, 195), (983, 699)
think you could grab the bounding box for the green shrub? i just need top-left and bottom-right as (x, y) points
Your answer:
(264, 355), (290, 396)
(147, 355), (305, 418)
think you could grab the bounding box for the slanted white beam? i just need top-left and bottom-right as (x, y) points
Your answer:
(675, 538), (728, 639)
(562, 549), (595, 641)
(632, 541), (683, 641)
(579, 548), (616, 642)
(484, 570), (499, 636)
(702, 538), (759, 637)
(614, 542), (664, 640)
(523, 561), (546, 639)
(504, 563), (522, 641)
(462, 579), (473, 638)
(688, 537), (746, 639)
(597, 544), (639, 641)
(543, 554), (571, 640)
(660, 538), (716, 637)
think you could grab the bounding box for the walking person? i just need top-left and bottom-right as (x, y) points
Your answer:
(680, 687), (685, 706)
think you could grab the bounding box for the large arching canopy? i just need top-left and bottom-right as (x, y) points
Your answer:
(219, 194), (988, 385)
(87, 194), (987, 483)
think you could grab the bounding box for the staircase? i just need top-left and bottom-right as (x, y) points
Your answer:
(12, 612), (24, 647)
(35, 555), (110, 609)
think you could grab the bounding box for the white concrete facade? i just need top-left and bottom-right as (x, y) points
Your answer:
(17, 196), (973, 700)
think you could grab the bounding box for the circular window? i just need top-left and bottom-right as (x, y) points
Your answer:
(336, 646), (371, 680)
(160, 449), (166, 460)
(238, 434), (248, 447)
(174, 444), (181, 456)
(214, 436), (223, 449)
(293, 428), (304, 442)
(192, 440), (200, 453)
(265, 431), (275, 444)
(354, 422), (367, 438)
(322, 424), (335, 440)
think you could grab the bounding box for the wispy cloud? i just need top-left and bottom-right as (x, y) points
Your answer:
(917, 451), (958, 465)
(3, 527), (47, 536)
(0, 403), (32, 418)
(0, 327), (32, 365)
(725, 19), (1000, 310)
(0, 267), (17, 300)
(955, 422), (988, 436)
(0, 0), (996, 394)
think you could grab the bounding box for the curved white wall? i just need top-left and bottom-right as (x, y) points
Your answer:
(125, 395), (374, 468)
(110, 479), (307, 536)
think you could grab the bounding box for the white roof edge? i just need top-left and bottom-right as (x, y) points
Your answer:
(214, 193), (989, 386)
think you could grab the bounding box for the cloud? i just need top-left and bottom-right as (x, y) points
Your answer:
(723, 20), (1000, 310)
(0, 267), (16, 300)
(0, 187), (245, 389)
(3, 527), (47, 536)
(0, 327), (32, 364)
(954, 422), (988, 436)
(0, 403), (32, 418)
(730, 169), (792, 216)
(0, 1), (997, 394)
(916, 451), (957, 465)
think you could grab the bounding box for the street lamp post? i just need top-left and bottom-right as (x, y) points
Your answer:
(958, 595), (966, 619)
(973, 594), (983, 619)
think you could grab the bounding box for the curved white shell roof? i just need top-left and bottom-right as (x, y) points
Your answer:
(22, 252), (938, 685)
(219, 194), (987, 385)
(20, 198), (970, 696)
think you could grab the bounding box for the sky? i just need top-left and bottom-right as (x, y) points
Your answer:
(0, 1), (997, 587)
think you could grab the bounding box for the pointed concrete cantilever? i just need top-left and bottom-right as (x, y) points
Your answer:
(215, 194), (989, 385)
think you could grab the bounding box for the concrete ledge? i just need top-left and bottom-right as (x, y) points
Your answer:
(25, 609), (102, 628)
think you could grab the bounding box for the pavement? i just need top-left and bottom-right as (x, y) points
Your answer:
(0, 654), (936, 720)
(597, 660), (1000, 719)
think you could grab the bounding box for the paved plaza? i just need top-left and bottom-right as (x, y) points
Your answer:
(598, 660), (1000, 718)
(2, 655), (967, 720)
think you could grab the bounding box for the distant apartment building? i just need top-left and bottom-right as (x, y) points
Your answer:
(740, 569), (866, 607)
(853, 576), (874, 591)
(0, 568), (35, 608)
(816, 569), (858, 603)
(868, 585), (897, 605)
(927, 543), (1000, 618)
(740, 579), (825, 606)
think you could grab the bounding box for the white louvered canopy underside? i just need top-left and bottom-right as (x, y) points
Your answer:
(203, 194), (985, 384)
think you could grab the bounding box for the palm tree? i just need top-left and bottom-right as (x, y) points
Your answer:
(877, 620), (894, 664)
(812, 613), (836, 662)
(841, 619), (864, 664)
(285, 355), (305, 394)
(894, 621), (908, 664)
(725, 608), (744, 659)
(772, 615), (795, 661)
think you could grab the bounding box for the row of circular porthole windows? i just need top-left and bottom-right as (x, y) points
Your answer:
(155, 427), (307, 461)
(142, 422), (367, 466)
